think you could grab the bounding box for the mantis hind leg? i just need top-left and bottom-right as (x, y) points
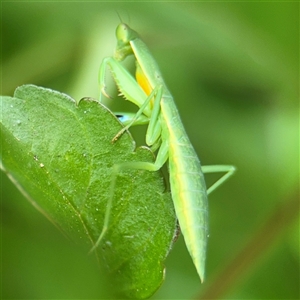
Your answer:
(89, 139), (169, 252)
(201, 165), (236, 195)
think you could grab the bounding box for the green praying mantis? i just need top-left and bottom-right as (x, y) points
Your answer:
(92, 23), (236, 282)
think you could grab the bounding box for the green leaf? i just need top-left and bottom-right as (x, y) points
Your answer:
(0, 84), (177, 299)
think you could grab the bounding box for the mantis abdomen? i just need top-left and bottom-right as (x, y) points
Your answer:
(162, 99), (208, 281)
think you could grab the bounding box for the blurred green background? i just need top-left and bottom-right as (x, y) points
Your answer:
(1, 1), (299, 299)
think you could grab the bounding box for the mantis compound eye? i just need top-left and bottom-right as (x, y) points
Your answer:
(116, 23), (129, 43)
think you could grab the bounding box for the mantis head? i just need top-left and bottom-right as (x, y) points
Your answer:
(115, 23), (139, 61)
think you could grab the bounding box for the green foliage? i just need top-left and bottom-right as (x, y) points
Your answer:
(0, 84), (176, 299)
